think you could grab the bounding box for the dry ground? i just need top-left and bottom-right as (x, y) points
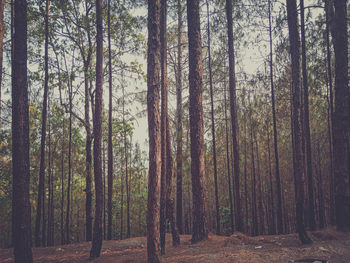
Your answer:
(1, 227), (349, 262)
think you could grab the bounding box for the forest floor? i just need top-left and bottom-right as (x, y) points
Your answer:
(1, 227), (350, 263)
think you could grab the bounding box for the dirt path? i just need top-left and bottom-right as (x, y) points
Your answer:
(1, 228), (349, 262)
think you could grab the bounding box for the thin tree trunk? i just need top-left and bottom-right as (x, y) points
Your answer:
(90, 0), (104, 257)
(286, 0), (311, 244)
(160, 0), (167, 253)
(268, 0), (283, 234)
(255, 134), (265, 234)
(65, 73), (72, 245)
(187, 0), (208, 243)
(61, 118), (65, 245)
(12, 0), (33, 260)
(83, 0), (93, 242)
(324, 0), (335, 225)
(225, 0), (242, 232)
(300, 0), (315, 231)
(146, 0), (161, 261)
(175, 0), (183, 235)
(206, 0), (220, 235)
(0, 0), (5, 123)
(224, 79), (234, 234)
(107, 0), (113, 241)
(35, 0), (50, 247)
(266, 121), (276, 234)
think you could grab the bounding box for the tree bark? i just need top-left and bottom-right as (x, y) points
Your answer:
(175, 0), (183, 236)
(160, 0), (167, 254)
(206, 0), (220, 235)
(0, 0), (4, 123)
(187, 0), (207, 243)
(286, 0), (311, 244)
(12, 0), (33, 260)
(90, 0), (104, 257)
(268, 0), (283, 234)
(224, 79), (234, 234)
(331, 0), (350, 232)
(300, 0), (315, 231)
(35, 0), (50, 247)
(225, 0), (243, 232)
(107, 0), (113, 241)
(146, 0), (161, 261)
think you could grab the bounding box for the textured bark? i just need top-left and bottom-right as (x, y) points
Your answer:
(224, 81), (234, 234)
(249, 108), (258, 236)
(146, 0), (161, 261)
(187, 0), (207, 243)
(65, 72), (72, 245)
(300, 0), (315, 231)
(331, 0), (350, 232)
(34, 0), (50, 247)
(268, 0), (283, 234)
(206, 0), (220, 235)
(160, 0), (167, 254)
(286, 0), (311, 244)
(90, 0), (103, 258)
(255, 136), (265, 234)
(225, 0), (243, 232)
(324, 0), (335, 225)
(60, 119), (65, 245)
(12, 0), (33, 261)
(266, 122), (276, 235)
(83, 0), (93, 242)
(0, 0), (4, 122)
(107, 0), (113, 241)
(175, 0), (183, 235)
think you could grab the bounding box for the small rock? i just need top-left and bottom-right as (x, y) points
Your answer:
(254, 246), (262, 249)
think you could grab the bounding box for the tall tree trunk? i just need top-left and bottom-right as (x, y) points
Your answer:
(187, 0), (207, 243)
(206, 0), (220, 235)
(146, 0), (161, 261)
(0, 0), (4, 123)
(224, 79), (234, 234)
(286, 0), (311, 244)
(90, 0), (104, 257)
(65, 73), (72, 245)
(266, 121), (276, 234)
(107, 0), (113, 241)
(249, 106), (258, 236)
(225, 0), (242, 232)
(120, 160), (124, 240)
(35, 0), (50, 247)
(83, 0), (93, 242)
(122, 84), (131, 239)
(255, 135), (265, 234)
(61, 119), (65, 245)
(160, 0), (167, 254)
(12, 0), (33, 261)
(175, 0), (183, 235)
(331, 0), (350, 232)
(268, 0), (283, 234)
(300, 0), (315, 231)
(324, 0), (335, 225)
